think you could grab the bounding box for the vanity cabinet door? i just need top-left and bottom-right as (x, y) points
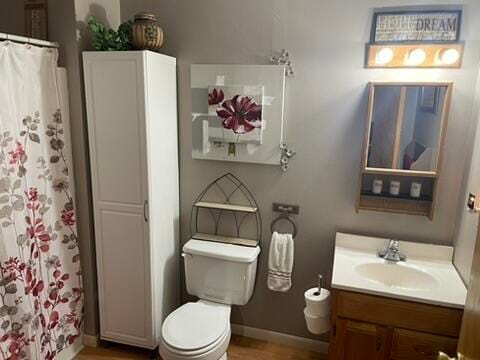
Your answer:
(335, 319), (388, 360)
(390, 329), (458, 360)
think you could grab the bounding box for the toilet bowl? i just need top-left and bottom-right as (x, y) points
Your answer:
(160, 300), (231, 360)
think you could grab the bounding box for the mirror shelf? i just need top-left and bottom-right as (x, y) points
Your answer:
(358, 195), (433, 218)
(363, 168), (438, 178)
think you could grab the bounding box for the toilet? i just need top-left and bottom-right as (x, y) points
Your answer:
(159, 239), (261, 360)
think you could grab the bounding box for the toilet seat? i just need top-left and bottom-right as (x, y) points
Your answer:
(160, 300), (231, 360)
(160, 324), (230, 360)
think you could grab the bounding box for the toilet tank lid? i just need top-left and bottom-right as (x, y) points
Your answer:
(183, 239), (261, 263)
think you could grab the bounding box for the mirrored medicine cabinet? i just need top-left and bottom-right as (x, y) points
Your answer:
(357, 82), (452, 219)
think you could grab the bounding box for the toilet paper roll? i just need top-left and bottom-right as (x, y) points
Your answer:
(304, 287), (331, 317)
(304, 308), (330, 335)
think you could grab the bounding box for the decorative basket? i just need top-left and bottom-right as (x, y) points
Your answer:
(132, 13), (164, 51)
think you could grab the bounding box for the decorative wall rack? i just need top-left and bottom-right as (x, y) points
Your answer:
(190, 173), (262, 247)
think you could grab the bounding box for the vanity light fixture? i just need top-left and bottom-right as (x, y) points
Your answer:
(406, 48), (426, 66)
(375, 47), (394, 65)
(438, 48), (460, 65)
(366, 43), (464, 68)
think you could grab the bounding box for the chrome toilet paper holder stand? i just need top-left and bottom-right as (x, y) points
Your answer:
(314, 274), (323, 296)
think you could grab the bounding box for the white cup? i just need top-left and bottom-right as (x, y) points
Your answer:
(410, 182), (422, 198)
(372, 179), (383, 194)
(390, 181), (401, 196)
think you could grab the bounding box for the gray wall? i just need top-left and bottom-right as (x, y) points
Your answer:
(453, 68), (480, 283)
(120, 0), (480, 340)
(0, 0), (25, 36)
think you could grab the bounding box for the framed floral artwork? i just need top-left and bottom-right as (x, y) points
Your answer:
(207, 85), (264, 145)
(191, 65), (285, 165)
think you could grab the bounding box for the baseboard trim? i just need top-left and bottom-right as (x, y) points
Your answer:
(56, 334), (84, 360)
(83, 333), (100, 348)
(231, 324), (329, 354)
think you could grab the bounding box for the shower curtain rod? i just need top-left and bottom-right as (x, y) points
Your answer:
(0, 32), (59, 48)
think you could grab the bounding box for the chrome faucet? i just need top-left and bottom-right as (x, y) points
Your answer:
(377, 240), (407, 262)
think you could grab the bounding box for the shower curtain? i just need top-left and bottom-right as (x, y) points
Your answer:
(0, 42), (83, 359)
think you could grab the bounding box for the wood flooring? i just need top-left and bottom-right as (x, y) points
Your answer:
(75, 335), (326, 360)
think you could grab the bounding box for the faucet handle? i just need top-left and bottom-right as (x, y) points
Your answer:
(388, 239), (399, 249)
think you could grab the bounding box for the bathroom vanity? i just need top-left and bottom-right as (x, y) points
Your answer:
(329, 233), (467, 360)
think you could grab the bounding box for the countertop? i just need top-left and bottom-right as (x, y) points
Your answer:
(332, 232), (467, 309)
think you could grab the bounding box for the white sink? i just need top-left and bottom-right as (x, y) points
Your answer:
(355, 262), (440, 291)
(332, 233), (467, 309)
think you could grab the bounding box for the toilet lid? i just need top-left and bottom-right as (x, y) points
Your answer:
(162, 302), (230, 351)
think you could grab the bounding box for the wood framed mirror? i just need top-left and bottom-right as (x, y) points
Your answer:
(357, 82), (452, 219)
(364, 82), (452, 176)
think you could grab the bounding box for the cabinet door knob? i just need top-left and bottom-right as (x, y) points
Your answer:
(438, 352), (464, 360)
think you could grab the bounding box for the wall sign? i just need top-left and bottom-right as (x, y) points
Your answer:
(372, 10), (461, 43)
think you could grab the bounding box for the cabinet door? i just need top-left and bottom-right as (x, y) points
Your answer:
(83, 52), (153, 348)
(391, 329), (457, 360)
(335, 319), (388, 360)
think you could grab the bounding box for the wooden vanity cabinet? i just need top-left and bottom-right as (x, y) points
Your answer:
(329, 290), (463, 360)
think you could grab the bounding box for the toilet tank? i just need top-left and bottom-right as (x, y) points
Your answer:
(183, 239), (261, 305)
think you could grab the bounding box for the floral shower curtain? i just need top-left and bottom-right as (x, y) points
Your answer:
(0, 42), (83, 359)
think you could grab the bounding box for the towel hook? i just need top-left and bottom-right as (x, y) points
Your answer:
(270, 203), (299, 238)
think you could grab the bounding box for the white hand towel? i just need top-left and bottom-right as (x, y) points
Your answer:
(268, 231), (294, 292)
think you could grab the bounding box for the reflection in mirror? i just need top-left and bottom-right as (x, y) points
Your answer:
(367, 84), (448, 173)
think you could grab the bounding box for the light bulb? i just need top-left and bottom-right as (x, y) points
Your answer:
(375, 47), (394, 65)
(406, 49), (426, 66)
(439, 48), (460, 65)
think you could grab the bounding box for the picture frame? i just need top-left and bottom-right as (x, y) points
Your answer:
(191, 64), (286, 165)
(24, 0), (48, 40)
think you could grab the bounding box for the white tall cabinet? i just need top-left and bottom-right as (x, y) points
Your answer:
(83, 51), (179, 349)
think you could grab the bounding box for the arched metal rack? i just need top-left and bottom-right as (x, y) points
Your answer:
(190, 173), (261, 247)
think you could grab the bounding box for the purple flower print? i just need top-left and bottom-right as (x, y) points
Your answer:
(208, 88), (224, 105)
(216, 95), (262, 134)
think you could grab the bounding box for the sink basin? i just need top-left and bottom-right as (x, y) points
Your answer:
(355, 262), (440, 291)
(333, 233), (467, 308)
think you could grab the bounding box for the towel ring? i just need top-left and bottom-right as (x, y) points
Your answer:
(270, 213), (298, 238)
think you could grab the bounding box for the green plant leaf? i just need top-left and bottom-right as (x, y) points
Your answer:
(87, 16), (133, 51)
